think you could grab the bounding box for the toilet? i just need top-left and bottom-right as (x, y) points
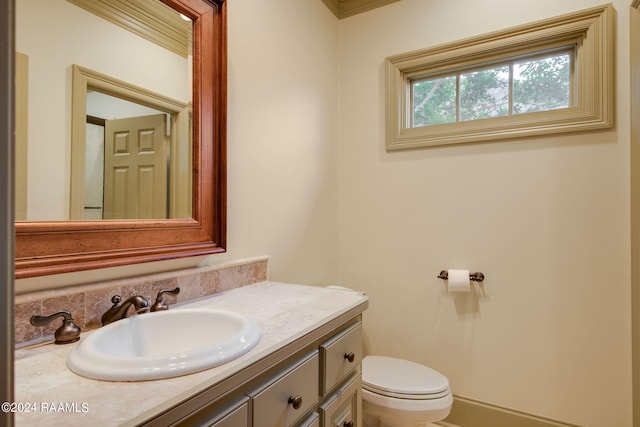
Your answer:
(361, 355), (453, 427)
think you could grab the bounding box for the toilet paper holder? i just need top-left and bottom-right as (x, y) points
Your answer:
(437, 270), (485, 282)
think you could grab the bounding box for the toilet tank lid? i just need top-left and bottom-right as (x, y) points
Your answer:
(362, 356), (450, 396)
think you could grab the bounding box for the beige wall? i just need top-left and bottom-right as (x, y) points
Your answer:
(224, 0), (340, 286)
(338, 0), (632, 426)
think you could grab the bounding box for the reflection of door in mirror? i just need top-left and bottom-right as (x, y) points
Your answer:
(81, 87), (185, 220)
(16, 0), (193, 221)
(85, 111), (169, 219)
(70, 66), (192, 220)
(104, 114), (167, 219)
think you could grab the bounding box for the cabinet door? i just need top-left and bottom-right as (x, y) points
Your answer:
(249, 351), (319, 427)
(319, 373), (361, 427)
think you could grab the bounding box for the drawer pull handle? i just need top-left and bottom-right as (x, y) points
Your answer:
(344, 422), (354, 427)
(288, 395), (303, 410)
(344, 352), (355, 363)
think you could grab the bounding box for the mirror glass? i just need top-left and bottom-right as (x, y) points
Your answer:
(15, 0), (193, 221)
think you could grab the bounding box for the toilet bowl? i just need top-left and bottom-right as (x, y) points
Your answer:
(361, 355), (453, 427)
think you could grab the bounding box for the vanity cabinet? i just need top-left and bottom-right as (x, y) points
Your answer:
(146, 318), (363, 427)
(14, 283), (369, 427)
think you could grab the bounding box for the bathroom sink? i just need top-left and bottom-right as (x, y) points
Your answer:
(67, 308), (261, 381)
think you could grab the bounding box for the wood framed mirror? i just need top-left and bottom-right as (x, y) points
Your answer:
(15, 0), (227, 279)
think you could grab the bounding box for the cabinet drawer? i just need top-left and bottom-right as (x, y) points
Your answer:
(319, 373), (361, 427)
(249, 351), (319, 427)
(298, 412), (320, 427)
(209, 400), (249, 427)
(320, 323), (362, 395)
(173, 396), (249, 427)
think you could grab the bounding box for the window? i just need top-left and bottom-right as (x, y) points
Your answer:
(385, 4), (613, 150)
(411, 49), (572, 127)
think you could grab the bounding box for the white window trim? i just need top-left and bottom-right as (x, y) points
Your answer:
(385, 4), (614, 150)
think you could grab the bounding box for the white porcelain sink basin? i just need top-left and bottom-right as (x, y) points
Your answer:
(67, 308), (261, 381)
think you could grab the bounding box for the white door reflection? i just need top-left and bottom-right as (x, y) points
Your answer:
(84, 91), (169, 219)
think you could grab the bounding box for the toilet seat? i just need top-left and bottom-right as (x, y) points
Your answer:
(362, 356), (450, 400)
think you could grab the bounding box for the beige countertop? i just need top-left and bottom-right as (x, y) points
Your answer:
(14, 281), (368, 427)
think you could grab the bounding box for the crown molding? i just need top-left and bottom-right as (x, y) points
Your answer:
(321, 0), (401, 19)
(66, 0), (191, 58)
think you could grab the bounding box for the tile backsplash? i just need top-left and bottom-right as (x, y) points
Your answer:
(14, 256), (269, 347)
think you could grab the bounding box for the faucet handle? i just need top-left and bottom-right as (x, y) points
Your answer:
(110, 295), (122, 306)
(150, 287), (180, 312)
(30, 310), (81, 344)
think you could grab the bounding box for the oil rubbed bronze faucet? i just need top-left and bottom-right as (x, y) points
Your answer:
(101, 295), (149, 326)
(150, 287), (180, 312)
(30, 310), (81, 344)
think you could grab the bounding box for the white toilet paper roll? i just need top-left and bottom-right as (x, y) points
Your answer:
(447, 269), (470, 292)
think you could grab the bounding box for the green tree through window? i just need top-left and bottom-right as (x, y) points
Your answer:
(411, 51), (571, 128)
(412, 76), (456, 126)
(513, 54), (570, 114)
